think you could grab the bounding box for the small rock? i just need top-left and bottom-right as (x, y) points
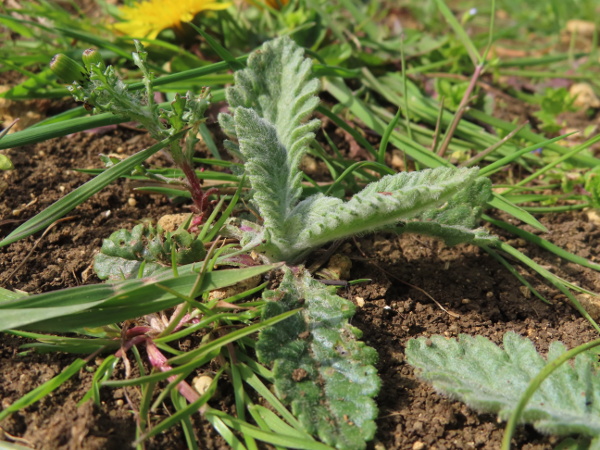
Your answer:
(586, 209), (600, 226)
(577, 293), (600, 320)
(519, 285), (531, 299)
(326, 253), (352, 280)
(208, 274), (262, 301)
(193, 375), (214, 396)
(569, 83), (600, 109)
(565, 19), (596, 38)
(301, 154), (318, 175)
(412, 441), (425, 450)
(157, 213), (192, 232)
(390, 149), (405, 171)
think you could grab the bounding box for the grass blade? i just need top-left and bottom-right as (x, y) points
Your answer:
(0, 264), (279, 331)
(433, 0), (479, 64)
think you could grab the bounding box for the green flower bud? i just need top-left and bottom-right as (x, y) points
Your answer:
(82, 48), (106, 72)
(49, 54), (87, 83)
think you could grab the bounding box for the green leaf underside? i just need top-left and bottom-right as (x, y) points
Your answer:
(406, 332), (600, 438)
(290, 166), (490, 255)
(256, 268), (380, 450)
(220, 36), (320, 229)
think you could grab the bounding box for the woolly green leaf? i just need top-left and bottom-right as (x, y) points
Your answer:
(219, 36), (320, 217)
(406, 332), (600, 438)
(397, 176), (497, 246)
(256, 269), (380, 450)
(281, 167), (486, 261)
(398, 222), (497, 247)
(222, 36), (320, 150)
(220, 37), (495, 264)
(232, 107), (296, 249)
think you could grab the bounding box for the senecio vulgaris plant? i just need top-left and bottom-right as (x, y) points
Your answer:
(9, 37), (497, 449)
(51, 44), (217, 229)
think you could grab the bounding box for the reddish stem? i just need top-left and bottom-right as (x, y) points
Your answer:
(145, 340), (201, 404)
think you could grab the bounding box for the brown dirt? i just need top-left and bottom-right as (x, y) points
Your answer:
(2, 121), (600, 450)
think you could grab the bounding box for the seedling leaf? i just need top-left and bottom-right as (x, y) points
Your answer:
(94, 223), (206, 280)
(406, 332), (600, 438)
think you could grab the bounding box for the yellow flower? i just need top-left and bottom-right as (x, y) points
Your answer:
(114, 0), (230, 40)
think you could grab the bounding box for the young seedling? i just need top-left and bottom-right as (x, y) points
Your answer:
(219, 38), (496, 264)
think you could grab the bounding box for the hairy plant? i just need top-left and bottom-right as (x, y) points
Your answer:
(217, 36), (496, 449)
(256, 268), (380, 449)
(219, 37), (496, 264)
(94, 222), (206, 281)
(4, 33), (497, 450)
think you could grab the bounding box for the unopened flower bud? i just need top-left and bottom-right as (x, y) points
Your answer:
(82, 48), (106, 72)
(49, 54), (87, 83)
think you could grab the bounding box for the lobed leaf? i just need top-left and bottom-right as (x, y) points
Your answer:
(94, 223), (206, 281)
(406, 332), (600, 438)
(283, 166), (489, 261)
(219, 36), (321, 231)
(256, 268), (380, 450)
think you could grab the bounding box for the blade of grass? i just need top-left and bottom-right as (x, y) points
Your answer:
(501, 337), (600, 450)
(484, 214), (600, 271)
(504, 133), (600, 194)
(324, 78), (450, 168)
(206, 409), (334, 450)
(316, 105), (378, 158)
(377, 107), (402, 164)
(487, 195), (547, 233)
(478, 132), (576, 177)
(493, 242), (600, 333)
(0, 264), (279, 331)
(467, 109), (599, 167)
(188, 24), (245, 71)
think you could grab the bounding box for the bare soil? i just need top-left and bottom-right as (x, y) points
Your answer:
(1, 110), (600, 449)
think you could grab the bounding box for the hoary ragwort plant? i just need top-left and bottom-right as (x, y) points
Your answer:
(215, 36), (496, 449)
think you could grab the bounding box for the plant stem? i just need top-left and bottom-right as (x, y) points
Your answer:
(436, 63), (484, 158)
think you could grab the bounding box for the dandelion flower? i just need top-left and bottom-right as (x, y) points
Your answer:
(114, 0), (230, 40)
